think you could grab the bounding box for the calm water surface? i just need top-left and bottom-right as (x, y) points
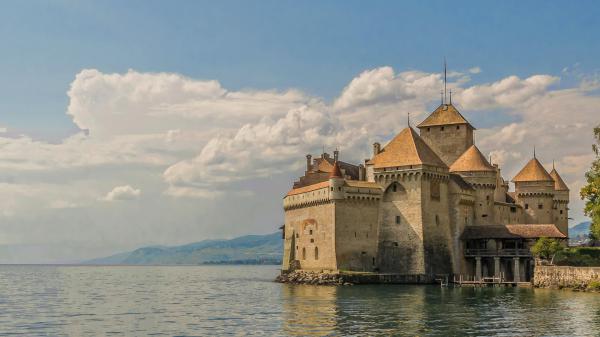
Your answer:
(0, 265), (599, 336)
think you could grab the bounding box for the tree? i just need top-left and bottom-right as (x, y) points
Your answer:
(531, 237), (563, 263)
(581, 125), (600, 242)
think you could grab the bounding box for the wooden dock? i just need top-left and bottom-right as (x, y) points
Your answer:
(452, 275), (532, 287)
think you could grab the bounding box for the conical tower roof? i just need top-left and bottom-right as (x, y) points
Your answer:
(329, 161), (343, 178)
(549, 168), (569, 191)
(416, 103), (474, 129)
(512, 157), (553, 182)
(370, 127), (447, 169)
(450, 145), (495, 172)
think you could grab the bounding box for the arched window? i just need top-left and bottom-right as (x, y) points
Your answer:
(302, 247), (306, 260)
(314, 247), (319, 260)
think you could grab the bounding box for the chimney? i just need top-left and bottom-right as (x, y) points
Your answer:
(333, 149), (339, 161)
(373, 142), (381, 156)
(306, 154), (312, 171)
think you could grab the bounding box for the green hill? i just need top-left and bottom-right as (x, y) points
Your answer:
(85, 232), (283, 265)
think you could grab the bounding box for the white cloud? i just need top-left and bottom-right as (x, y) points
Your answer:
(103, 185), (141, 201)
(469, 67), (482, 74)
(0, 65), (597, 263)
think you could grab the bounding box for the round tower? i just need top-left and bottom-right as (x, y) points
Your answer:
(512, 157), (555, 224)
(329, 161), (345, 200)
(450, 145), (496, 224)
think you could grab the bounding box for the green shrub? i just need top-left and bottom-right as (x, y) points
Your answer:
(587, 280), (600, 291)
(554, 247), (600, 267)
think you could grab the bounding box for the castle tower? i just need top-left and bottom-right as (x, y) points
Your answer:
(512, 157), (555, 224)
(329, 160), (345, 200)
(549, 165), (569, 236)
(417, 103), (475, 166)
(369, 127), (454, 277)
(449, 145), (496, 225)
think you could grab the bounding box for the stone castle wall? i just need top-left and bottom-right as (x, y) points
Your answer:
(534, 265), (600, 289)
(334, 199), (379, 271)
(283, 201), (336, 271)
(377, 173), (425, 274)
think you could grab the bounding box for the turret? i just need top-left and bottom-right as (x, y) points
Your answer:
(329, 161), (345, 200)
(549, 164), (569, 236)
(512, 156), (555, 224)
(449, 145), (496, 224)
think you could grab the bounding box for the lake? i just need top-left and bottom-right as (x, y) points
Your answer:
(0, 265), (598, 336)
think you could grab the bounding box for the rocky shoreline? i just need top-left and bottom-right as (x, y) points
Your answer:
(275, 271), (353, 285)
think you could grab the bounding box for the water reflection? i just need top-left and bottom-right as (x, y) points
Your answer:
(281, 283), (600, 336)
(0, 266), (599, 336)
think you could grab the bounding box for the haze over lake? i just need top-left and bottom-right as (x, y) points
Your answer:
(1, 265), (599, 336)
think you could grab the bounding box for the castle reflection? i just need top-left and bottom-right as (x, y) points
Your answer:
(280, 284), (600, 336)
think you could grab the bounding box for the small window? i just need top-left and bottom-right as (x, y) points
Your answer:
(331, 187), (333, 191)
(393, 242), (399, 247)
(482, 214), (488, 218)
(392, 185), (397, 192)
(486, 196), (490, 201)
(338, 187), (341, 191)
(302, 247), (306, 260)
(538, 204), (543, 210)
(314, 247), (319, 260)
(441, 126), (445, 131)
(456, 125), (460, 130)
(560, 210), (563, 214)
(354, 232), (357, 238)
(295, 233), (299, 238)
(525, 204), (529, 210)
(510, 207), (516, 213)
(395, 216), (401, 224)
(427, 128), (431, 132)
(435, 215), (440, 225)
(372, 257), (375, 265)
(309, 230), (313, 235)
(361, 251), (366, 255)
(310, 238), (314, 243)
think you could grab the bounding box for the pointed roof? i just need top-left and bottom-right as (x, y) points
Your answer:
(416, 103), (474, 129)
(549, 168), (569, 191)
(370, 127), (447, 169)
(450, 145), (495, 172)
(329, 161), (343, 178)
(316, 159), (333, 173)
(512, 157), (553, 182)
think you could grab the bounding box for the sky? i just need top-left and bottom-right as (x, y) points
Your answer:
(0, 0), (599, 263)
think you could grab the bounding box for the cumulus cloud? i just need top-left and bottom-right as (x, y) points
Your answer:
(0, 65), (597, 262)
(102, 185), (141, 201)
(469, 67), (482, 74)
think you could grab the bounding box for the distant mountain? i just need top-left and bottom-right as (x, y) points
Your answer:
(85, 232), (283, 265)
(570, 221), (591, 239)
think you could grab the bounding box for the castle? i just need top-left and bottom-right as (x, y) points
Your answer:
(281, 99), (569, 283)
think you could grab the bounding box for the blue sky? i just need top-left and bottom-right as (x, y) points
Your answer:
(0, 1), (598, 262)
(1, 1), (599, 139)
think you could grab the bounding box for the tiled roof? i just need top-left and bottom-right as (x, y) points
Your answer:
(460, 224), (566, 240)
(416, 103), (474, 128)
(286, 181), (329, 196)
(512, 157), (553, 182)
(450, 145), (495, 172)
(370, 127), (447, 169)
(449, 173), (474, 191)
(549, 168), (569, 191)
